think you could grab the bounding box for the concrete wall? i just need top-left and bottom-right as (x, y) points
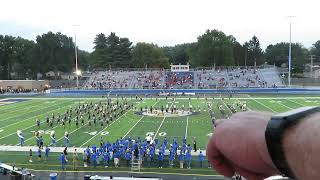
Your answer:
(0, 80), (49, 90)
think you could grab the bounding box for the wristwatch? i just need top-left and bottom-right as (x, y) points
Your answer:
(265, 106), (320, 179)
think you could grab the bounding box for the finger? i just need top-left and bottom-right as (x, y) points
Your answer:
(207, 135), (235, 177)
(233, 165), (270, 180)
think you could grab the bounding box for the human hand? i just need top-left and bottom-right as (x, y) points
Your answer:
(207, 111), (279, 180)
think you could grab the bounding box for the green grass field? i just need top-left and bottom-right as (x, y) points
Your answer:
(0, 95), (319, 173)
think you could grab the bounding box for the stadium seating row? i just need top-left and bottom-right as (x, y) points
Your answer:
(84, 67), (284, 89)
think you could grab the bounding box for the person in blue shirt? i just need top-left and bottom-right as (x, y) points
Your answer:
(178, 152), (184, 168)
(158, 152), (164, 168)
(147, 153), (152, 167)
(154, 138), (159, 146)
(19, 133), (24, 146)
(59, 153), (66, 170)
(198, 151), (205, 168)
(92, 152), (97, 168)
(99, 146), (104, 155)
(169, 151), (175, 167)
(163, 137), (168, 147)
(50, 134), (56, 147)
(37, 147), (42, 161)
(187, 144), (192, 153)
(92, 145), (97, 154)
(125, 150), (131, 167)
(182, 137), (186, 144)
(139, 148), (145, 163)
(113, 150), (120, 167)
(185, 152), (192, 169)
(181, 144), (186, 154)
(137, 137), (141, 144)
(103, 151), (109, 168)
(64, 133), (69, 147)
(45, 146), (50, 161)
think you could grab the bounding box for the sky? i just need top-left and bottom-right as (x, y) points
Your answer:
(0, 0), (319, 52)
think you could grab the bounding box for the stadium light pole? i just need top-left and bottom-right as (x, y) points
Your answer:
(287, 16), (294, 87)
(73, 25), (79, 88)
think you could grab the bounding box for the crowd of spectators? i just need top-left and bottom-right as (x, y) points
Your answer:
(85, 70), (166, 89)
(0, 88), (39, 94)
(227, 68), (269, 88)
(165, 72), (194, 89)
(83, 67), (283, 89)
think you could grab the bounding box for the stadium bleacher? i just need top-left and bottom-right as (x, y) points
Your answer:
(84, 66), (284, 89)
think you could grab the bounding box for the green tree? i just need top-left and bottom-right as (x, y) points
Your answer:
(245, 35), (263, 66)
(232, 40), (246, 66)
(35, 31), (75, 79)
(188, 29), (235, 67)
(10, 37), (37, 79)
(162, 43), (191, 64)
(91, 33), (108, 68)
(91, 32), (132, 68)
(0, 35), (16, 79)
(131, 43), (169, 68)
(311, 40), (320, 56)
(265, 42), (308, 72)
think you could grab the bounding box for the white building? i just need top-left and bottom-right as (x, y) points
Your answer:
(170, 63), (190, 72)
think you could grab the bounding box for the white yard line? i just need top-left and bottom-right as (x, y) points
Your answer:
(21, 116), (78, 145)
(250, 98), (277, 113)
(275, 100), (293, 110)
(123, 101), (159, 138)
(153, 101), (174, 140)
(0, 102), (69, 130)
(184, 101), (192, 138)
(56, 122), (90, 144)
(286, 99), (306, 107)
(185, 116), (189, 139)
(123, 116), (144, 138)
(79, 112), (128, 147)
(0, 102), (76, 140)
(80, 101), (142, 147)
(220, 99), (233, 114)
(0, 100), (67, 123)
(0, 100), (43, 114)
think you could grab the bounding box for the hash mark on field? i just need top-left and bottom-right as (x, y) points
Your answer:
(123, 101), (159, 138)
(250, 98), (276, 113)
(153, 101), (174, 140)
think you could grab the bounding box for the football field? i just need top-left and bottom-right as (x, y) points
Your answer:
(0, 95), (318, 150)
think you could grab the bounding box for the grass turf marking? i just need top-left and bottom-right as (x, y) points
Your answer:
(0, 101), (74, 141)
(123, 101), (159, 138)
(250, 98), (276, 112)
(153, 101), (174, 140)
(80, 100), (141, 147)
